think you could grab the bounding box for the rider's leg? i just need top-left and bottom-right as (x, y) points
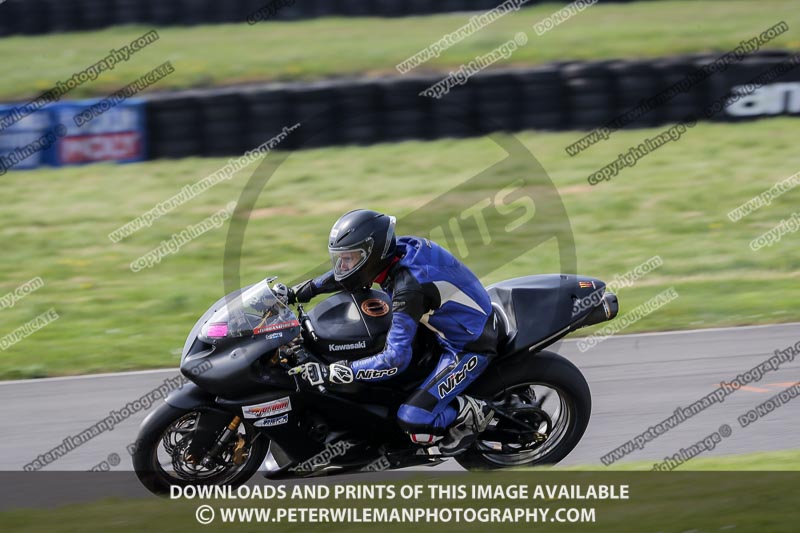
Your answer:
(396, 348), (493, 454)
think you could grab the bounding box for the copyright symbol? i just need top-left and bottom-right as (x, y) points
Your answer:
(719, 424), (732, 438)
(196, 505), (215, 525)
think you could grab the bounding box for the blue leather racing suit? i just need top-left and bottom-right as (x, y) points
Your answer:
(307, 236), (499, 436)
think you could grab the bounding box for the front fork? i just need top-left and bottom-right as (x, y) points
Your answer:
(197, 416), (248, 468)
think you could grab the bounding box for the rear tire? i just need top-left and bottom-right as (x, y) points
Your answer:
(133, 403), (269, 496)
(455, 351), (591, 470)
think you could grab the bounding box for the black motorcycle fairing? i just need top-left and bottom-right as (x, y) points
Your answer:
(488, 274), (616, 356)
(215, 388), (408, 464)
(300, 390), (407, 442)
(180, 331), (299, 397)
(180, 279), (304, 397)
(166, 381), (217, 410)
(149, 383), (402, 477)
(304, 289), (392, 361)
(159, 386), (322, 464)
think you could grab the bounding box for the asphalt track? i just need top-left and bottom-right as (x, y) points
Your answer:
(1, 323), (798, 474)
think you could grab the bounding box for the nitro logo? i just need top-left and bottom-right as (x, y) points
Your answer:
(328, 340), (366, 352)
(437, 356), (479, 398)
(356, 368), (398, 380)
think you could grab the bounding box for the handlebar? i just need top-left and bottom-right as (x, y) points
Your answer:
(296, 304), (318, 342)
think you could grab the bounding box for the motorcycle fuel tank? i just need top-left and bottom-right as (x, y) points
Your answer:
(305, 289), (392, 361)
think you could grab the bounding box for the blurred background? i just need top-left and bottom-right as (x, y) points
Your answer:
(0, 0), (798, 381)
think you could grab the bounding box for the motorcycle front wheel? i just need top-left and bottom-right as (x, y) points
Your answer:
(132, 403), (269, 496)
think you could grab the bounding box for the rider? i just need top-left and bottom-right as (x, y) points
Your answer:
(287, 209), (499, 456)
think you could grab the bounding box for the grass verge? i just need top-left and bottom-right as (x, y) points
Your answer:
(0, 1), (798, 99)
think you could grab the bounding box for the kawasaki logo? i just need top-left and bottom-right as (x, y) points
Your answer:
(437, 356), (479, 398)
(328, 340), (366, 351)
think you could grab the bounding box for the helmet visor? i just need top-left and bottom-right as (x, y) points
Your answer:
(330, 239), (372, 281)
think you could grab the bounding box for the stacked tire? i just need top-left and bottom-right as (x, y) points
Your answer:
(563, 62), (616, 129)
(146, 95), (202, 159)
(514, 66), (564, 131)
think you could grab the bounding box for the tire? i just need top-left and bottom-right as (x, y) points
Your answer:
(133, 402), (270, 496)
(455, 351), (591, 470)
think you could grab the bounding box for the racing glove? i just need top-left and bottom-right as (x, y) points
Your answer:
(288, 361), (354, 386)
(291, 280), (315, 304)
(272, 283), (293, 305)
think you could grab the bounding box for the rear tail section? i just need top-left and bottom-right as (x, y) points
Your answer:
(488, 274), (619, 355)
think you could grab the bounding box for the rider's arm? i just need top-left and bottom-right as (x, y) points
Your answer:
(348, 284), (426, 381)
(292, 271), (340, 303)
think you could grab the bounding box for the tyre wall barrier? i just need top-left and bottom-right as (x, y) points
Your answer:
(0, 0), (662, 36)
(143, 50), (800, 159)
(2, 51), (797, 170)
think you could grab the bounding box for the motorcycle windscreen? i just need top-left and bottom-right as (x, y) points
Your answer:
(198, 279), (299, 340)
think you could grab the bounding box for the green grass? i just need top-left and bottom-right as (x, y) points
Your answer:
(3, 451), (799, 532)
(0, 1), (798, 100)
(1, 117), (799, 379)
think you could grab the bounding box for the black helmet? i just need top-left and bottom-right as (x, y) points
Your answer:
(328, 209), (397, 291)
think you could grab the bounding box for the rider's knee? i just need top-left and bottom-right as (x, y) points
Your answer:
(397, 404), (437, 433)
(397, 404), (445, 444)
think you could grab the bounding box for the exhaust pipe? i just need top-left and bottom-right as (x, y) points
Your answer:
(582, 292), (619, 327)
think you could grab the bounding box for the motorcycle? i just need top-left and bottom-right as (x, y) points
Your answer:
(132, 273), (618, 495)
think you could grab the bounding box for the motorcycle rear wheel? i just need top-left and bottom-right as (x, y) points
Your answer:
(455, 351), (591, 469)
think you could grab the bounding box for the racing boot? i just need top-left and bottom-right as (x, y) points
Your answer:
(438, 395), (494, 456)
